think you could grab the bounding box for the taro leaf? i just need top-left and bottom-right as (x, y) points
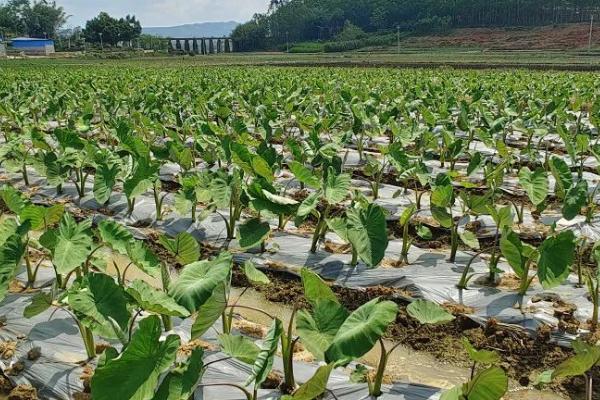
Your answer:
(245, 318), (283, 387)
(552, 342), (600, 379)
(0, 218), (18, 247)
(0, 186), (26, 214)
(431, 184), (453, 208)
(94, 163), (119, 204)
(532, 369), (554, 387)
(439, 385), (463, 400)
(238, 218), (270, 250)
(24, 292), (53, 319)
(126, 280), (190, 317)
(158, 232), (199, 265)
(346, 204), (388, 267)
(98, 219), (133, 255)
(416, 225), (432, 240)
(488, 205), (513, 230)
(499, 229), (525, 277)
(0, 234), (25, 302)
(324, 172), (351, 204)
(467, 152), (482, 176)
(190, 282), (227, 339)
(464, 367), (508, 400)
(69, 273), (130, 339)
(325, 298), (398, 365)
(152, 348), (204, 400)
(218, 333), (261, 364)
(549, 156), (573, 199)
(289, 161), (320, 189)
(126, 241), (161, 278)
(243, 261), (270, 285)
(459, 230), (480, 250)
(251, 155), (273, 183)
(537, 231), (576, 289)
(297, 192), (320, 218)
(169, 252), (232, 313)
(326, 217), (349, 243)
(461, 338), (500, 365)
(52, 214), (93, 275)
(19, 204), (63, 230)
(518, 167), (548, 206)
(300, 268), (338, 306)
(407, 299), (455, 325)
(283, 363), (334, 400)
(399, 205), (416, 227)
(296, 299), (348, 360)
(431, 205), (453, 229)
(562, 180), (588, 220)
(91, 316), (181, 400)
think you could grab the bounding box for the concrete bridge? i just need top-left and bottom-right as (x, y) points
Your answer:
(169, 37), (233, 54)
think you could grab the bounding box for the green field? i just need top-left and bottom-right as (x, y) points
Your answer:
(0, 60), (598, 399)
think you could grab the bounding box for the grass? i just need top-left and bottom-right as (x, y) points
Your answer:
(2, 47), (600, 69)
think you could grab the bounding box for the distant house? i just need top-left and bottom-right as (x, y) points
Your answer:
(10, 38), (55, 55)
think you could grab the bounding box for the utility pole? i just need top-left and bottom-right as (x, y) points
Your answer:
(589, 14), (594, 53)
(99, 32), (103, 50)
(286, 31), (289, 53)
(397, 25), (400, 54)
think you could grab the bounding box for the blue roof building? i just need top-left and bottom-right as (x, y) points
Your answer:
(10, 38), (55, 55)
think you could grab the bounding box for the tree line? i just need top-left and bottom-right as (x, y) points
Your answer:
(232, 0), (600, 51)
(0, 0), (141, 47)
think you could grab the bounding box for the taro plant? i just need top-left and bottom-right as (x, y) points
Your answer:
(440, 366), (508, 400)
(536, 340), (600, 400)
(500, 229), (576, 299)
(461, 337), (501, 379)
(515, 166), (548, 223)
(326, 201), (388, 267)
(295, 166), (351, 253)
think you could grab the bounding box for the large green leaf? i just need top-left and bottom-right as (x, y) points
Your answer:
(324, 172), (350, 204)
(0, 234), (25, 302)
(152, 348), (204, 400)
(325, 298), (398, 365)
(238, 218), (270, 250)
(296, 299), (348, 360)
(461, 338), (500, 365)
(53, 214), (93, 275)
(190, 282), (227, 340)
(499, 229), (525, 277)
(549, 156), (573, 200)
(0, 218), (18, 247)
(289, 161), (320, 189)
(537, 231), (576, 289)
(346, 204), (388, 267)
(243, 261), (270, 285)
(518, 167), (548, 206)
(69, 273), (130, 339)
(19, 204), (64, 230)
(407, 299), (455, 325)
(562, 180), (588, 220)
(24, 292), (53, 319)
(169, 252), (232, 313)
(127, 241), (161, 278)
(431, 184), (454, 208)
(99, 219), (133, 255)
(282, 363), (334, 400)
(301, 268), (338, 306)
(0, 186), (27, 214)
(297, 192), (320, 218)
(94, 163), (119, 204)
(91, 316), (181, 400)
(218, 334), (261, 364)
(464, 367), (508, 400)
(245, 318), (283, 387)
(431, 205), (453, 229)
(158, 232), (200, 265)
(126, 280), (190, 317)
(552, 342), (600, 379)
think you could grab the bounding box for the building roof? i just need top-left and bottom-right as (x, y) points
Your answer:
(11, 37), (53, 42)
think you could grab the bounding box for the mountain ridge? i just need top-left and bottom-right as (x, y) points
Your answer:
(143, 21), (239, 38)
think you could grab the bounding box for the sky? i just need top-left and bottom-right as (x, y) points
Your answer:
(59, 0), (268, 28)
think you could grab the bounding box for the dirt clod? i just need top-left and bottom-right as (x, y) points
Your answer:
(8, 385), (37, 400)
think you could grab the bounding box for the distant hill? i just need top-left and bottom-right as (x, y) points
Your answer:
(142, 21), (239, 38)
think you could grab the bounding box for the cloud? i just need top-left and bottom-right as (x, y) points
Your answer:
(60, 0), (268, 27)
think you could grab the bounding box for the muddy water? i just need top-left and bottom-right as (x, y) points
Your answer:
(229, 287), (566, 400)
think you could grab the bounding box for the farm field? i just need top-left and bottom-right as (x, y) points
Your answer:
(0, 62), (599, 400)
